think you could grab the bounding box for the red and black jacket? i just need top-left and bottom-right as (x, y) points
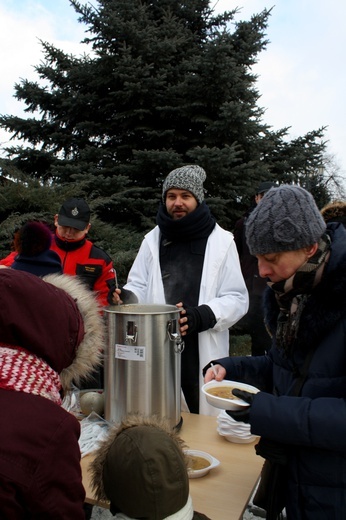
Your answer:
(51, 234), (116, 306)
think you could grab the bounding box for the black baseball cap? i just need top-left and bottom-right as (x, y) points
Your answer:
(58, 198), (90, 231)
(256, 181), (276, 195)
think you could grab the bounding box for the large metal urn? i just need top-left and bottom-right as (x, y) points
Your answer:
(104, 304), (184, 429)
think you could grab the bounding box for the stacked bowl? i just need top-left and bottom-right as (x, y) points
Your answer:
(217, 410), (258, 443)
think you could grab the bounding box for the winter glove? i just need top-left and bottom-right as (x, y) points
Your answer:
(119, 287), (138, 304)
(184, 304), (216, 335)
(226, 389), (255, 423)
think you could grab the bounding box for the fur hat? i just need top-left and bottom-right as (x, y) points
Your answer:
(245, 185), (326, 255)
(162, 165), (206, 203)
(58, 197), (91, 231)
(11, 221), (62, 277)
(91, 414), (192, 519)
(0, 269), (104, 393)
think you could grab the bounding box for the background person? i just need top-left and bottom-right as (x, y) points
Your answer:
(90, 414), (211, 520)
(232, 181), (276, 356)
(52, 197), (116, 307)
(204, 185), (346, 520)
(116, 165), (248, 415)
(10, 220), (62, 277)
(321, 199), (346, 227)
(0, 269), (104, 519)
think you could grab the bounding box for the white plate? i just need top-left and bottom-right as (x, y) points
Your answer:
(202, 380), (259, 410)
(184, 449), (220, 479)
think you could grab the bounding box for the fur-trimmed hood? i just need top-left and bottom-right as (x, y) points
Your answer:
(0, 269), (104, 393)
(90, 414), (192, 519)
(321, 199), (346, 226)
(44, 273), (104, 392)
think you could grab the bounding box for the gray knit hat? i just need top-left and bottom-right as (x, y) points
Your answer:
(162, 165), (206, 203)
(245, 185), (327, 255)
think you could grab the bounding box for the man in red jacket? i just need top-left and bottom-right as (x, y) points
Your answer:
(0, 198), (117, 308)
(51, 197), (116, 307)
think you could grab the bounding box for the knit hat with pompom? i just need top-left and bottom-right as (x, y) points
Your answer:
(11, 221), (62, 277)
(13, 221), (52, 256)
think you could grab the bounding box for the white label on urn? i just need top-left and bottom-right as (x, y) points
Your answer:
(115, 344), (146, 361)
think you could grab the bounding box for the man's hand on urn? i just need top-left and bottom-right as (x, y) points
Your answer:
(177, 302), (216, 337)
(176, 302), (188, 336)
(112, 288), (123, 305)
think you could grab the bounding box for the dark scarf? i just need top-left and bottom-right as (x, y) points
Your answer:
(268, 233), (331, 355)
(156, 201), (216, 242)
(54, 233), (86, 251)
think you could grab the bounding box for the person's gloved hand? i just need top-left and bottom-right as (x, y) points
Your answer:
(182, 304), (216, 336)
(225, 389), (255, 423)
(115, 287), (138, 304)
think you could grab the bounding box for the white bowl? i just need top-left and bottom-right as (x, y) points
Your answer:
(217, 411), (252, 433)
(79, 389), (104, 416)
(217, 424), (251, 435)
(202, 380), (259, 410)
(184, 449), (220, 479)
(218, 432), (258, 444)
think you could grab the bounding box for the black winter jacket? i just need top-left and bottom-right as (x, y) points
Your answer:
(211, 222), (346, 520)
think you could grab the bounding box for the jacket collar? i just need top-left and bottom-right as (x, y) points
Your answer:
(54, 233), (86, 251)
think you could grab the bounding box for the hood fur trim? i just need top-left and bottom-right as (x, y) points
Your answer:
(43, 274), (104, 393)
(90, 414), (189, 503)
(321, 200), (346, 223)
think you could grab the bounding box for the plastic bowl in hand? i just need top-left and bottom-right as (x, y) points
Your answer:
(202, 380), (259, 410)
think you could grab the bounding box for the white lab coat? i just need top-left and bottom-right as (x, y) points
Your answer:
(124, 223), (249, 415)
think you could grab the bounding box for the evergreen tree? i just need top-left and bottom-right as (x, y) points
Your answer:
(0, 0), (328, 267)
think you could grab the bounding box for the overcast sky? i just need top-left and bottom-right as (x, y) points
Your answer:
(1, 0), (345, 179)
